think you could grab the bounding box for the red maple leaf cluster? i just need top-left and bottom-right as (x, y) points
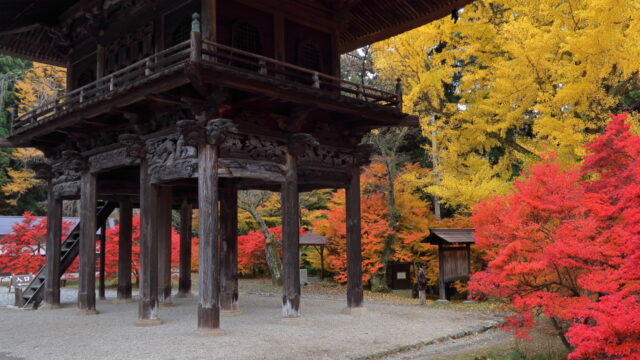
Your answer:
(470, 114), (640, 358)
(0, 213), (73, 275)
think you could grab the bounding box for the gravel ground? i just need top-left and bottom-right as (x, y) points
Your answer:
(0, 289), (500, 360)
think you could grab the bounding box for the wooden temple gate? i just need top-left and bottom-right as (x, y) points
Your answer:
(0, 0), (473, 333)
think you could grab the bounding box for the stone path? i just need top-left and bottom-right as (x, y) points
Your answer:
(0, 291), (501, 360)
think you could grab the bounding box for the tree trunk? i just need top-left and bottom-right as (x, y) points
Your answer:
(250, 208), (282, 285)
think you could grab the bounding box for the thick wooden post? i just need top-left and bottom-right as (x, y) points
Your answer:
(157, 186), (173, 305)
(78, 171), (97, 314)
(437, 244), (449, 303)
(346, 166), (364, 310)
(98, 218), (107, 300)
(43, 182), (62, 309)
(198, 143), (222, 332)
(220, 179), (239, 313)
(282, 146), (301, 318)
(137, 159), (162, 325)
(201, 0), (217, 41)
(117, 198), (133, 301)
(177, 199), (193, 297)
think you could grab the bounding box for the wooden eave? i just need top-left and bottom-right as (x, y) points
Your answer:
(0, 0), (477, 65)
(424, 228), (476, 245)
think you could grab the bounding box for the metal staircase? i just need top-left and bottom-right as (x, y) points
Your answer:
(20, 201), (118, 309)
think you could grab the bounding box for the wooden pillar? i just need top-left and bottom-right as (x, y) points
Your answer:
(282, 145), (301, 318)
(96, 44), (105, 78)
(43, 182), (62, 308)
(437, 244), (449, 302)
(117, 198), (133, 300)
(197, 142), (222, 332)
(201, 0), (217, 42)
(346, 166), (364, 309)
(177, 199), (193, 297)
(220, 179), (239, 313)
(274, 13), (285, 61)
(137, 159), (162, 325)
(98, 218), (107, 300)
(157, 186), (173, 305)
(78, 171), (97, 314)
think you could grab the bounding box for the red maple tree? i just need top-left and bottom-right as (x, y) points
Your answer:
(0, 212), (73, 275)
(103, 215), (195, 280)
(469, 114), (640, 358)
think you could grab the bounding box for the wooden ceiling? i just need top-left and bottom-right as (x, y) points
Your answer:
(0, 0), (475, 65)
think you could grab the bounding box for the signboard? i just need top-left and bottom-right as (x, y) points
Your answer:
(10, 274), (32, 291)
(396, 272), (407, 280)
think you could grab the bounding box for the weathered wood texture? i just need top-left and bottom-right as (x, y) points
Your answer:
(198, 143), (221, 329)
(117, 199), (133, 300)
(346, 166), (364, 308)
(178, 200), (193, 296)
(78, 171), (97, 312)
(157, 186), (173, 304)
(440, 244), (471, 283)
(98, 218), (107, 300)
(139, 160), (160, 321)
(281, 149), (301, 318)
(220, 179), (239, 312)
(438, 244), (447, 301)
(44, 182), (62, 307)
(202, 0), (217, 41)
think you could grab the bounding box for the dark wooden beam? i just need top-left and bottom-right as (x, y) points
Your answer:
(136, 158), (163, 325)
(281, 145), (301, 318)
(43, 181), (62, 309)
(220, 179), (239, 313)
(117, 198), (133, 301)
(157, 186), (173, 305)
(177, 199), (193, 297)
(346, 165), (364, 309)
(197, 142), (222, 333)
(201, 0), (216, 42)
(98, 217), (107, 300)
(78, 171), (97, 314)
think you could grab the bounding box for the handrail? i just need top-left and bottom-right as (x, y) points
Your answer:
(200, 39), (400, 105)
(12, 33), (402, 135)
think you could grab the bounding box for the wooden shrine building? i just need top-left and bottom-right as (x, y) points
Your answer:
(0, 0), (473, 333)
(423, 228), (475, 301)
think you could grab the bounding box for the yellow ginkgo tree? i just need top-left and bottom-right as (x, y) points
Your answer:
(373, 0), (640, 211)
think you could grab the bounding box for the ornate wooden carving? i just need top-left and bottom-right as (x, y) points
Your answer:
(89, 147), (138, 173)
(118, 133), (147, 159)
(354, 143), (374, 167)
(146, 134), (198, 182)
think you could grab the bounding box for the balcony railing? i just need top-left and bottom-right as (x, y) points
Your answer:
(12, 30), (402, 135)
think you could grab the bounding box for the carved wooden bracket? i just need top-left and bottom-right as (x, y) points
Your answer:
(353, 143), (374, 167)
(288, 133), (318, 156)
(31, 162), (54, 181)
(118, 133), (147, 159)
(61, 150), (88, 172)
(177, 118), (238, 146)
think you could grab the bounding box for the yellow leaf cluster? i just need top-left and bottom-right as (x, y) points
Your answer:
(15, 63), (66, 115)
(373, 0), (640, 210)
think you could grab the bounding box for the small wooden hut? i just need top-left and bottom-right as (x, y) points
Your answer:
(423, 228), (475, 301)
(299, 232), (328, 280)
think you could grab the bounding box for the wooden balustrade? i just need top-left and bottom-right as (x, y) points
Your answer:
(11, 34), (401, 135)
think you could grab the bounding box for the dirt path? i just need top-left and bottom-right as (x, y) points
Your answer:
(376, 329), (513, 360)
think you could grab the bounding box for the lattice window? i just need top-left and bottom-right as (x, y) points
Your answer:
(232, 22), (261, 54)
(298, 41), (322, 71)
